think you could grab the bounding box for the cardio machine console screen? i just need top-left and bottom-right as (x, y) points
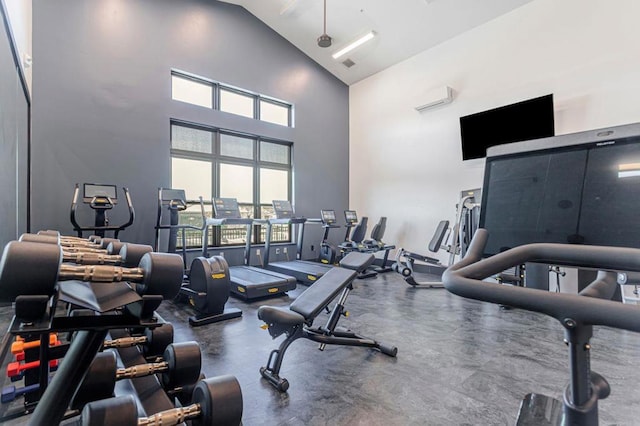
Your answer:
(214, 198), (242, 219)
(321, 210), (337, 224)
(161, 188), (187, 203)
(272, 200), (294, 219)
(344, 210), (358, 224)
(83, 183), (117, 204)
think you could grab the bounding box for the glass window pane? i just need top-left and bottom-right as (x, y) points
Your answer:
(177, 204), (206, 248)
(171, 75), (212, 108)
(220, 133), (254, 160)
(220, 163), (253, 203)
(171, 125), (213, 153)
(260, 142), (290, 164)
(260, 205), (289, 243)
(260, 168), (289, 204)
(260, 100), (290, 126)
(220, 88), (254, 118)
(171, 157), (212, 200)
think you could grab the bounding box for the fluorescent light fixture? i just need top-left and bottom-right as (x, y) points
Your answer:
(618, 162), (640, 178)
(332, 31), (375, 60)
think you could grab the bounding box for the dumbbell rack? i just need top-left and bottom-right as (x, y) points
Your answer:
(2, 282), (164, 425)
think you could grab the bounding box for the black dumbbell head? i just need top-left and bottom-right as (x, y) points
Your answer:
(144, 323), (174, 357)
(161, 342), (202, 390)
(81, 394), (138, 426)
(0, 241), (62, 302)
(192, 375), (243, 426)
(19, 233), (60, 245)
(116, 243), (153, 267)
(71, 351), (117, 410)
(99, 238), (120, 250)
(139, 253), (183, 299)
(37, 230), (61, 237)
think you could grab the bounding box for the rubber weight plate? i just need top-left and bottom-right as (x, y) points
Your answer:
(19, 233), (59, 245)
(81, 394), (138, 426)
(71, 351), (118, 410)
(117, 243), (153, 267)
(137, 253), (183, 299)
(144, 323), (174, 357)
(37, 230), (60, 237)
(0, 241), (62, 302)
(161, 341), (202, 390)
(192, 375), (243, 426)
(99, 238), (120, 250)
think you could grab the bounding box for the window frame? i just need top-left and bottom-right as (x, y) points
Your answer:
(170, 120), (293, 248)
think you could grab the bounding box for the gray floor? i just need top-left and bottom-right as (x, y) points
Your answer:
(1, 271), (640, 425)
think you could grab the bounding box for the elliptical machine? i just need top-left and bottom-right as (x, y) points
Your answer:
(70, 183), (135, 238)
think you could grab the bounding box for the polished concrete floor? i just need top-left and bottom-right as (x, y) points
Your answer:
(1, 271), (640, 425)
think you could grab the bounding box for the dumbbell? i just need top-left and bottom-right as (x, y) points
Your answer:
(20, 233), (152, 266)
(11, 334), (58, 355)
(7, 359), (59, 379)
(2, 383), (41, 403)
(0, 241), (183, 301)
(19, 233), (152, 266)
(71, 341), (202, 410)
(81, 376), (243, 426)
(102, 323), (173, 358)
(38, 230), (105, 245)
(21, 233), (115, 252)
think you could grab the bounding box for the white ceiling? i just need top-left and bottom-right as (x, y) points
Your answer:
(220, 0), (535, 85)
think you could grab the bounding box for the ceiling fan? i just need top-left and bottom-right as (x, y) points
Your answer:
(317, 0), (332, 48)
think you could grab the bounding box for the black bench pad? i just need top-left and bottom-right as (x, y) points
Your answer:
(258, 306), (305, 327)
(339, 252), (375, 272)
(290, 267), (357, 320)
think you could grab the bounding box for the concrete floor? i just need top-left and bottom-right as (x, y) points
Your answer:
(1, 271), (640, 425)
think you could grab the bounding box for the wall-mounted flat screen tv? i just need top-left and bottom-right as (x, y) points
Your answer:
(479, 123), (640, 257)
(460, 94), (555, 160)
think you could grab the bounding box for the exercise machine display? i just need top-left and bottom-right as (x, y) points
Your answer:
(201, 197), (296, 300)
(443, 229), (640, 426)
(258, 252), (397, 392)
(70, 183), (135, 238)
(318, 210), (340, 264)
(262, 200), (332, 285)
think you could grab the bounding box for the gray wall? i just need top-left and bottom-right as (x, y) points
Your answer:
(0, 1), (29, 250)
(32, 0), (349, 260)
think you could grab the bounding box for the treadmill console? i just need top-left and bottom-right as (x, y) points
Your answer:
(273, 200), (294, 219)
(321, 210), (337, 225)
(344, 210), (358, 225)
(214, 198), (242, 219)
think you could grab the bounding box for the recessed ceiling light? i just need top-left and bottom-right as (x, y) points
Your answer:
(332, 31), (376, 60)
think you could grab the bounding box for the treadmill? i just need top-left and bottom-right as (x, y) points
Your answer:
(202, 197), (297, 300)
(263, 200), (333, 285)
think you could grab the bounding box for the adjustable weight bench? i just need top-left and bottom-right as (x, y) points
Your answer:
(257, 252), (398, 392)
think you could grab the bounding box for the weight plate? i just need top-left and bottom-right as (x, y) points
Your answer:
(71, 351), (117, 410)
(161, 341), (202, 389)
(192, 375), (243, 426)
(81, 394), (138, 426)
(0, 241), (62, 302)
(139, 253), (183, 299)
(144, 323), (174, 357)
(119, 244), (153, 267)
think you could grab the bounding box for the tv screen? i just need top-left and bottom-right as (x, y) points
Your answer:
(460, 94), (555, 160)
(479, 127), (640, 257)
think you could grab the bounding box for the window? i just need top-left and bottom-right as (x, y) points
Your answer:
(171, 70), (293, 127)
(220, 88), (254, 118)
(171, 75), (213, 109)
(170, 122), (292, 248)
(260, 100), (290, 126)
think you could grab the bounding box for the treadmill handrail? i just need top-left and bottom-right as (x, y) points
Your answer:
(442, 228), (640, 332)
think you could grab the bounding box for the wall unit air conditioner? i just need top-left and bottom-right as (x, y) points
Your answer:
(415, 86), (453, 112)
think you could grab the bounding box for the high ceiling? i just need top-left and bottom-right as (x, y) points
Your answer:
(220, 0), (534, 85)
